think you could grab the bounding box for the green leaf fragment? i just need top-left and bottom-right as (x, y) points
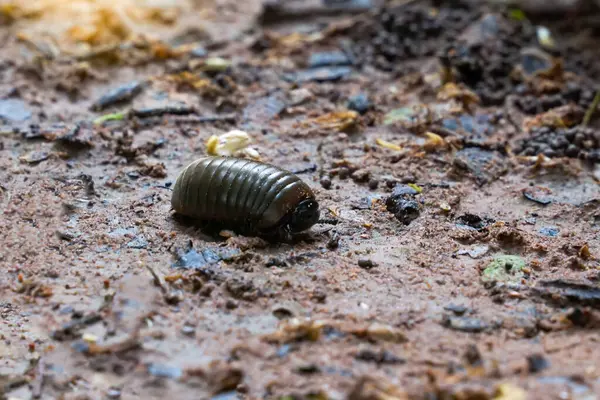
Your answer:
(482, 255), (526, 284)
(408, 183), (423, 193)
(508, 8), (526, 21)
(93, 111), (127, 125)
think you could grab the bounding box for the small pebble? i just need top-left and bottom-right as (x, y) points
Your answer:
(166, 290), (184, 304)
(312, 288), (327, 303)
(339, 167), (350, 179)
(351, 169), (370, 183)
(226, 299), (238, 310)
(527, 354), (550, 373)
(368, 179), (379, 190)
(181, 325), (196, 336)
(327, 233), (340, 250)
(358, 259), (378, 269)
(190, 46), (207, 58)
(265, 257), (288, 268)
(347, 93), (370, 114)
(320, 176), (332, 189)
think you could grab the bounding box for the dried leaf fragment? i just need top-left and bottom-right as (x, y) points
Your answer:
(262, 318), (325, 344)
(423, 131), (447, 152)
(348, 376), (409, 400)
(206, 130), (260, 160)
(493, 383), (526, 400)
(437, 82), (480, 110)
(299, 111), (359, 133)
(523, 104), (584, 132)
(375, 138), (403, 151)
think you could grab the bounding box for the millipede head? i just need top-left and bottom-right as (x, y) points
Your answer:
(287, 199), (320, 233)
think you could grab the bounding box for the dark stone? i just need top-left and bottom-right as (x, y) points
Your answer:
(173, 246), (240, 270)
(358, 259), (378, 269)
(295, 364), (321, 375)
(355, 349), (405, 364)
(523, 189), (552, 205)
(358, 259), (377, 269)
(265, 257), (288, 268)
(444, 304), (469, 316)
(464, 344), (483, 366)
(453, 147), (505, 185)
(338, 167), (350, 179)
(347, 93), (370, 114)
(531, 279), (600, 309)
(320, 176), (332, 189)
(131, 104), (195, 118)
(455, 213), (494, 231)
(91, 81), (144, 112)
(326, 233), (340, 250)
(385, 185), (421, 225)
(527, 354), (550, 373)
(442, 315), (490, 333)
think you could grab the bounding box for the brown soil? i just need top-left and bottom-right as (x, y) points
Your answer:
(1, 1), (600, 399)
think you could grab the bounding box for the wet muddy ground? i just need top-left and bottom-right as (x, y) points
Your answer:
(1, 0), (600, 399)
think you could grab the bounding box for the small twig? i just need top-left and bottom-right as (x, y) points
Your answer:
(582, 90), (600, 127)
(145, 265), (167, 295)
(130, 105), (196, 119)
(32, 358), (45, 399)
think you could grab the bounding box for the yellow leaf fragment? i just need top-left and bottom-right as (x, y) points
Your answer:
(407, 183), (422, 193)
(375, 138), (403, 151)
(437, 82), (480, 109)
(523, 104), (583, 131)
(161, 71), (223, 97)
(423, 131), (446, 152)
(205, 130), (260, 160)
(301, 111), (359, 132)
(493, 383), (526, 400)
(580, 243), (591, 260)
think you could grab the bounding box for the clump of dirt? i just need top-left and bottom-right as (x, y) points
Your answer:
(513, 125), (600, 160)
(351, 0), (477, 71)
(515, 81), (596, 115)
(439, 12), (541, 105)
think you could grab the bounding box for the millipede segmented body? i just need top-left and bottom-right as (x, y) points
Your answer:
(171, 156), (320, 237)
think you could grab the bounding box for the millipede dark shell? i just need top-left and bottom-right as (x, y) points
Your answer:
(171, 156), (320, 236)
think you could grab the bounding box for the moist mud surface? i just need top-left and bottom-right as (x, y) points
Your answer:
(1, 0), (600, 399)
